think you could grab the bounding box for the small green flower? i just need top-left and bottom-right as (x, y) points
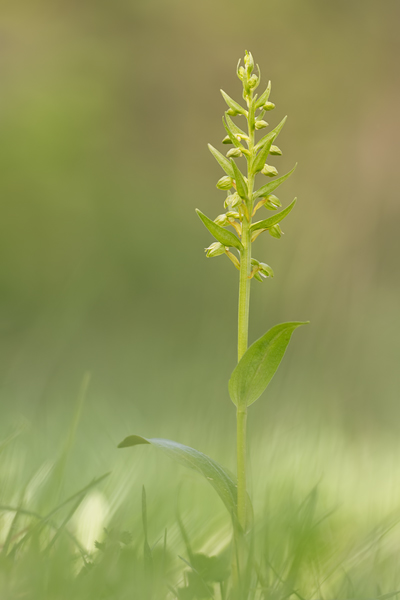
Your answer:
(269, 224), (283, 238)
(205, 242), (226, 257)
(255, 120), (269, 130)
(216, 176), (234, 190)
(214, 213), (230, 226)
(224, 192), (242, 210)
(270, 145), (282, 155)
(264, 194), (282, 209)
(263, 101), (275, 111)
(244, 50), (254, 72)
(226, 148), (242, 158)
(261, 164), (278, 177)
(259, 262), (274, 277)
(249, 74), (258, 89)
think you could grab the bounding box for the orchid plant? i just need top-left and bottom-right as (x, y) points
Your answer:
(118, 51), (308, 597)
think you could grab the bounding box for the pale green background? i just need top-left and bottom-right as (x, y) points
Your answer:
(1, 0), (399, 482)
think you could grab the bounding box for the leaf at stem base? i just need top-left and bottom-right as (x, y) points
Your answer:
(118, 435), (241, 524)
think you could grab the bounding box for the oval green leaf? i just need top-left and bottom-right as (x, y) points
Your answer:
(118, 435), (238, 521)
(196, 209), (243, 251)
(253, 163), (297, 200)
(208, 144), (235, 178)
(229, 321), (309, 408)
(251, 198), (297, 232)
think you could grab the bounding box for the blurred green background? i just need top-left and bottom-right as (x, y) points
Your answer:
(1, 0), (400, 567)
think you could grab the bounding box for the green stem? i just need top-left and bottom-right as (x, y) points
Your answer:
(237, 219), (251, 362)
(236, 93), (255, 531)
(236, 217), (251, 530)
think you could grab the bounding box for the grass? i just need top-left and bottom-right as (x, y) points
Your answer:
(1, 399), (400, 599)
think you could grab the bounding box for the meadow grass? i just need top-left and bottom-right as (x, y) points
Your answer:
(1, 401), (400, 599)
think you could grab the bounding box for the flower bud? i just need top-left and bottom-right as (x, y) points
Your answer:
(259, 262), (274, 277)
(216, 176), (233, 190)
(255, 120), (269, 130)
(226, 211), (240, 219)
(264, 194), (282, 210)
(261, 164), (278, 177)
(249, 74), (258, 89)
(205, 242), (226, 258)
(270, 145), (282, 155)
(227, 108), (240, 116)
(237, 66), (246, 81)
(226, 148), (242, 158)
(224, 192), (242, 210)
(214, 213), (230, 226)
(222, 135), (233, 145)
(244, 51), (254, 72)
(263, 102), (275, 111)
(269, 224), (283, 239)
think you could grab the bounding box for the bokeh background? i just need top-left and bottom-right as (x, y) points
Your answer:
(1, 0), (400, 566)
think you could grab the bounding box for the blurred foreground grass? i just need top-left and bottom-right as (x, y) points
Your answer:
(1, 388), (400, 598)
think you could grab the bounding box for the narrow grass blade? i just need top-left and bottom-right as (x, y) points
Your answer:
(1, 504), (22, 555)
(177, 511), (195, 567)
(45, 472), (110, 521)
(142, 486), (153, 577)
(0, 423), (27, 456)
(162, 528), (168, 576)
(0, 504), (87, 559)
(44, 495), (84, 552)
(8, 472), (110, 554)
(50, 372), (91, 503)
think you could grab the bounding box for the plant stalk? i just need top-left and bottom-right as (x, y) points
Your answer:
(236, 218), (251, 530)
(236, 93), (255, 531)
